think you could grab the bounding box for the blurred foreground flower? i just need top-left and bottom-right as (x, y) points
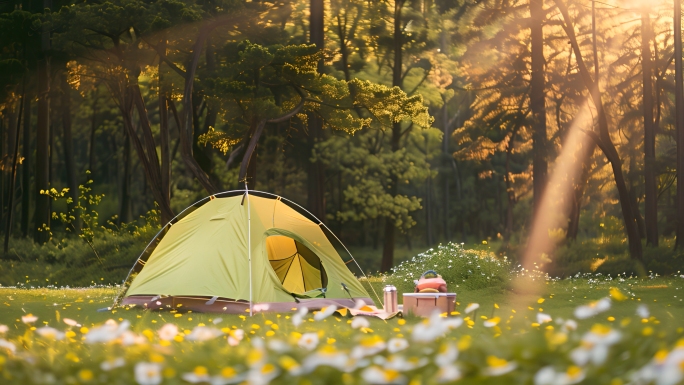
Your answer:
(351, 316), (370, 330)
(63, 318), (81, 327)
(536, 313), (552, 324)
(361, 366), (407, 385)
(36, 326), (65, 340)
(291, 307), (308, 327)
(186, 326), (222, 342)
(314, 305), (337, 321)
(300, 345), (350, 373)
(298, 333), (319, 351)
(228, 329), (245, 346)
(0, 338), (16, 354)
(100, 357), (125, 371)
(245, 363), (279, 385)
(633, 344), (684, 385)
(570, 324), (621, 366)
(435, 364), (462, 383)
(383, 355), (428, 372)
(157, 323), (178, 341)
(134, 362), (162, 385)
(21, 314), (38, 324)
(574, 298), (611, 319)
(534, 366), (585, 385)
(351, 335), (386, 359)
(464, 303), (479, 314)
(85, 319), (130, 343)
(412, 312), (462, 343)
(387, 338), (409, 353)
(483, 356), (517, 376)
(182, 366), (210, 383)
(435, 343), (458, 367)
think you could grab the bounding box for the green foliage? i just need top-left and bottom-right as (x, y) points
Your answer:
(543, 238), (684, 278)
(0, 232), (150, 287)
(1, 173), (162, 287)
(314, 128), (440, 230)
(200, 40), (433, 155)
(383, 242), (511, 295)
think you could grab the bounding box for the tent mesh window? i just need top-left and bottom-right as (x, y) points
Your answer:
(266, 235), (328, 294)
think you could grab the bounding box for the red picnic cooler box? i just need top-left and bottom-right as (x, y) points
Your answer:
(402, 293), (457, 317)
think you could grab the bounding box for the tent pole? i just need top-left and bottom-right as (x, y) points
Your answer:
(246, 183), (253, 317)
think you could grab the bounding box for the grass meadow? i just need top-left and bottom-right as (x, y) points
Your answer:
(0, 272), (683, 384)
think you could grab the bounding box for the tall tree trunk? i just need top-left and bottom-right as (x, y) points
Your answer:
(381, 0), (406, 273)
(530, 0), (548, 213)
(130, 82), (174, 224)
(336, 14), (351, 82)
(504, 134), (516, 242)
(60, 70), (79, 218)
(238, 98), (306, 188)
(557, 0), (643, 260)
(88, 91), (98, 173)
(629, 155), (647, 238)
(675, 0), (684, 250)
(426, 172), (433, 246)
(566, 139), (594, 240)
(118, 133), (131, 224)
(191, 94), (213, 174)
(4, 83), (25, 253)
(159, 38), (171, 206)
(425, 133), (433, 246)
(34, 0), (51, 243)
(307, 0), (327, 222)
(442, 103), (450, 242)
(641, 8), (658, 246)
(566, 3), (599, 241)
(4, 106), (16, 225)
(21, 94), (31, 238)
(180, 28), (220, 195)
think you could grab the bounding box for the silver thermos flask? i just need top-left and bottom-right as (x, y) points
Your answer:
(383, 285), (398, 313)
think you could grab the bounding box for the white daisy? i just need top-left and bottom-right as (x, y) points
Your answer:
(298, 332), (319, 351)
(134, 362), (162, 385)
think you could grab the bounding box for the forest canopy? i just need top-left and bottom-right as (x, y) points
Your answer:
(1, 0), (684, 278)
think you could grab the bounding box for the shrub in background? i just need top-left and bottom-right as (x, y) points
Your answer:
(0, 178), (161, 287)
(383, 242), (511, 294)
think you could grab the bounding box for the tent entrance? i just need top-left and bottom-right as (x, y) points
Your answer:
(266, 235), (328, 295)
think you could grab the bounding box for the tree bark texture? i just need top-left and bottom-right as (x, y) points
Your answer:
(530, 0), (548, 213)
(641, 9), (658, 246)
(21, 95), (31, 238)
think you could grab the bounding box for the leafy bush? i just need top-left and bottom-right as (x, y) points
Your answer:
(383, 242), (511, 294)
(0, 178), (162, 287)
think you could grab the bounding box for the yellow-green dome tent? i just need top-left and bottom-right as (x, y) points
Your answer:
(117, 191), (375, 313)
